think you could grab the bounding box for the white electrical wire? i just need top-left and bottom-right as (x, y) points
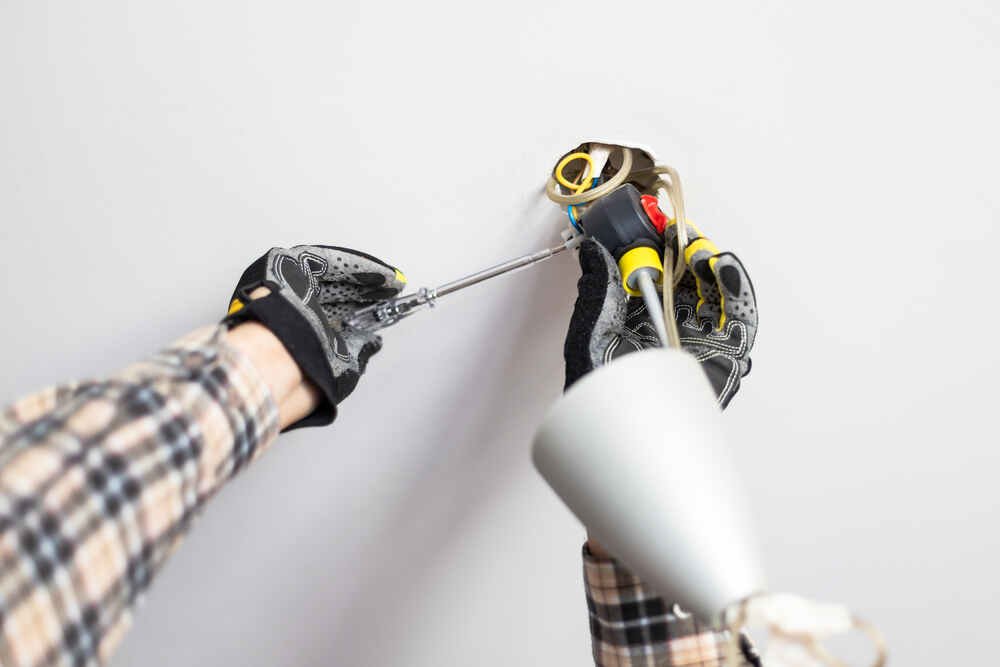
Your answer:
(724, 594), (888, 667)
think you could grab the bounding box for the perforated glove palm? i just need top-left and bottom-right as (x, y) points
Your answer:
(565, 223), (757, 408)
(224, 245), (406, 428)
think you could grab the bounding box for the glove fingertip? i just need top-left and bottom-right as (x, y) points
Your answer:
(710, 252), (758, 329)
(357, 336), (383, 373)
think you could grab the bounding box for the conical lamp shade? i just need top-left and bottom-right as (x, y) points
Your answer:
(532, 349), (765, 623)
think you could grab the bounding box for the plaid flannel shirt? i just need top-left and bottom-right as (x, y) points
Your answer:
(0, 326), (279, 666)
(583, 546), (759, 666)
(0, 325), (754, 666)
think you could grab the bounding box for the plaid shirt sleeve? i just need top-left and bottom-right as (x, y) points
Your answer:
(0, 325), (279, 667)
(583, 545), (761, 667)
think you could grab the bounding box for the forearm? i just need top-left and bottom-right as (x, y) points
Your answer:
(0, 323), (302, 666)
(0, 384), (91, 443)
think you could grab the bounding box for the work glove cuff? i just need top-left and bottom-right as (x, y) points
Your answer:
(224, 283), (345, 429)
(222, 245), (402, 431)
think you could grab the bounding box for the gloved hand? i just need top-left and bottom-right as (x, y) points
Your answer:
(564, 222), (757, 408)
(224, 245), (406, 428)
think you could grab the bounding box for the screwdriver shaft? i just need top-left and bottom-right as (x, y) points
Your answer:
(345, 238), (578, 332)
(635, 270), (669, 348)
(434, 242), (571, 298)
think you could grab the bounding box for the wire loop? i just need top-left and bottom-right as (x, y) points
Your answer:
(545, 147), (635, 206)
(723, 594), (888, 667)
(555, 152), (595, 193)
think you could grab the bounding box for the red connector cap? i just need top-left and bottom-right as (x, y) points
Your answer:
(639, 194), (668, 234)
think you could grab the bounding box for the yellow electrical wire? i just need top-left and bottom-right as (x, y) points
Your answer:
(545, 147), (634, 207)
(555, 152), (596, 223)
(555, 152), (595, 193)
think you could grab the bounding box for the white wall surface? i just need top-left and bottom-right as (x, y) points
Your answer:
(2, 1), (998, 665)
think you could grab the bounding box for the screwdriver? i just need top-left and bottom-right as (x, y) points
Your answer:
(575, 183), (671, 348)
(345, 184), (673, 348)
(343, 237), (582, 332)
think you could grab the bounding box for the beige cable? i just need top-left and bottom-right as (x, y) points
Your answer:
(650, 165), (690, 285)
(650, 167), (688, 350)
(545, 147), (635, 206)
(723, 594), (888, 667)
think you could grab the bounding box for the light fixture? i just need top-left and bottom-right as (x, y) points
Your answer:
(532, 348), (765, 624)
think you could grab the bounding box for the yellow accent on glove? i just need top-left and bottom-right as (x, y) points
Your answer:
(227, 298), (245, 315)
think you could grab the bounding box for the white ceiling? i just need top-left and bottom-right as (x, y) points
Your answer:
(2, 1), (998, 664)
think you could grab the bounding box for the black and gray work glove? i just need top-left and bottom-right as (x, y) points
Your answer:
(565, 224), (757, 408)
(224, 245), (406, 429)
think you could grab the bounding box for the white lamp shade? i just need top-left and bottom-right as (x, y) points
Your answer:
(532, 349), (765, 623)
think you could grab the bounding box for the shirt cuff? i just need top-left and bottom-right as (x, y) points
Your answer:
(583, 543), (758, 666)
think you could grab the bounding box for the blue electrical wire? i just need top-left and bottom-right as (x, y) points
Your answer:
(566, 177), (600, 232)
(567, 205), (582, 232)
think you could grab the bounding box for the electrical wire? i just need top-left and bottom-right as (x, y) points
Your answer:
(554, 152), (596, 192)
(545, 147), (635, 206)
(658, 242), (683, 349)
(546, 146), (684, 349)
(636, 271), (671, 347)
(650, 165), (690, 285)
(556, 152), (597, 234)
(650, 166), (688, 349)
(723, 594), (888, 667)
(566, 205), (582, 232)
(555, 152), (598, 231)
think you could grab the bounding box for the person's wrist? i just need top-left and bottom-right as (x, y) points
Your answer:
(226, 287), (321, 429)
